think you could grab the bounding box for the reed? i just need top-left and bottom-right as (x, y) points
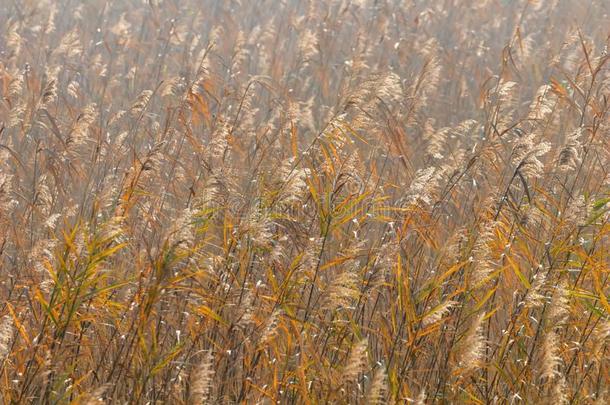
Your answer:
(0, 0), (608, 403)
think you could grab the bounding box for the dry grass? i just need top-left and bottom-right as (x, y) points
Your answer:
(0, 0), (609, 403)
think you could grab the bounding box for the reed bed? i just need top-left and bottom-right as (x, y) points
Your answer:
(0, 0), (609, 403)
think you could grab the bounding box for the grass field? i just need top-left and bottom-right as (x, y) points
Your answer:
(0, 0), (609, 403)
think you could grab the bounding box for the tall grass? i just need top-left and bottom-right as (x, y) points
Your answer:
(0, 0), (608, 403)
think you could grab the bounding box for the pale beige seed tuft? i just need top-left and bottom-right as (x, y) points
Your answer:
(367, 367), (388, 404)
(344, 338), (368, 383)
(191, 350), (215, 404)
(0, 315), (14, 361)
(458, 312), (487, 374)
(540, 330), (561, 381)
